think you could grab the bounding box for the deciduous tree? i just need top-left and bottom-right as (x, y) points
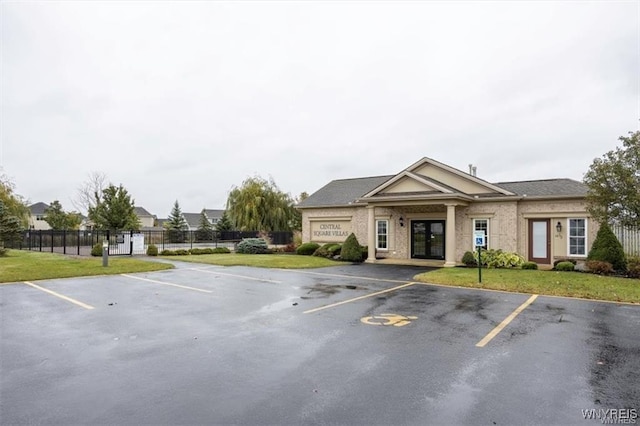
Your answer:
(0, 169), (28, 226)
(226, 176), (295, 231)
(44, 200), (82, 230)
(73, 171), (107, 214)
(584, 131), (640, 228)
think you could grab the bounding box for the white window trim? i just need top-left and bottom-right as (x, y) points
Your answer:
(566, 218), (588, 257)
(376, 219), (389, 251)
(472, 218), (489, 250)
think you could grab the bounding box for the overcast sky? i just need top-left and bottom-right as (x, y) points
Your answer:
(2, 1), (638, 217)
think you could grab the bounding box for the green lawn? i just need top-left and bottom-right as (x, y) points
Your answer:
(414, 267), (640, 304)
(0, 250), (173, 283)
(160, 253), (338, 269)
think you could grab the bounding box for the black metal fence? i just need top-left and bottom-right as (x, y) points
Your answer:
(9, 230), (294, 256)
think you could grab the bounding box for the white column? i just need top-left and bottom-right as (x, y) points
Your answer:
(366, 206), (376, 263)
(444, 203), (457, 267)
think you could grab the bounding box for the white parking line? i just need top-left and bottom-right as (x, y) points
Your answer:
(23, 281), (95, 310)
(190, 268), (282, 284)
(121, 274), (213, 293)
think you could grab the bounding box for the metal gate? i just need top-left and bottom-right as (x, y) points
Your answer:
(105, 230), (134, 256)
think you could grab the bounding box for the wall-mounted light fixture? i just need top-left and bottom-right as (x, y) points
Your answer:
(399, 216), (405, 227)
(556, 221), (562, 233)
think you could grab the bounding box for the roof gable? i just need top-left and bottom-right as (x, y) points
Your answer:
(363, 157), (514, 199)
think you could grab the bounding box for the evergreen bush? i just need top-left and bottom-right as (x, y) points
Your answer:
(521, 261), (538, 270)
(236, 238), (269, 254)
(474, 249), (524, 268)
(160, 249), (177, 256)
(341, 233), (363, 262)
(146, 244), (158, 256)
(587, 223), (627, 272)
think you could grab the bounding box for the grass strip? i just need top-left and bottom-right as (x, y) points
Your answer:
(414, 267), (640, 304)
(0, 250), (173, 283)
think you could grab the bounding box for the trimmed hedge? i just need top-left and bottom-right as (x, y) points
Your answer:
(521, 261), (538, 270)
(296, 242), (320, 256)
(555, 261), (575, 272)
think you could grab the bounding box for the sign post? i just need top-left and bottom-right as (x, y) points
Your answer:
(473, 231), (485, 283)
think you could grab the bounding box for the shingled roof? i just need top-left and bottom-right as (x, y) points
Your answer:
(496, 179), (588, 197)
(298, 175), (587, 208)
(297, 175), (394, 208)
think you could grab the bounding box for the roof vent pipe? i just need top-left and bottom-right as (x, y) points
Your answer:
(469, 164), (477, 176)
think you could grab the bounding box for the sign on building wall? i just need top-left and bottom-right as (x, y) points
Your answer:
(310, 220), (352, 242)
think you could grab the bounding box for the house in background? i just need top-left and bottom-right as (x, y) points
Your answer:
(28, 202), (51, 230)
(297, 157), (596, 268)
(135, 206), (157, 230)
(203, 209), (224, 227)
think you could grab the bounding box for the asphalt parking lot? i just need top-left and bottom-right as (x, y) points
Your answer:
(1, 261), (639, 425)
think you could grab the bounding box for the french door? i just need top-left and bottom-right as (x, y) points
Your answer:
(411, 220), (445, 260)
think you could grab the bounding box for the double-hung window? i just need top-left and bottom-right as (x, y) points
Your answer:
(568, 218), (587, 256)
(376, 219), (388, 250)
(473, 218), (489, 250)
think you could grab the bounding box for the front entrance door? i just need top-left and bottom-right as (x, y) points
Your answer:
(411, 220), (445, 260)
(528, 219), (551, 264)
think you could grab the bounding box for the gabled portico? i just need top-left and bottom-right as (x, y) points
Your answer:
(357, 158), (513, 267)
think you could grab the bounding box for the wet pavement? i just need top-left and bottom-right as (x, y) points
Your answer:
(1, 262), (638, 425)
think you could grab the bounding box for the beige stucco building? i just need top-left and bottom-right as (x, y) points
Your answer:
(297, 157), (596, 268)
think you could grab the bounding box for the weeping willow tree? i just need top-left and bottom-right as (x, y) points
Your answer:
(226, 176), (295, 231)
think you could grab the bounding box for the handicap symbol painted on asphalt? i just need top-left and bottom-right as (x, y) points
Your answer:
(360, 313), (418, 327)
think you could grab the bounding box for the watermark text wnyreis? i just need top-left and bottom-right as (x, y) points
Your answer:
(582, 409), (637, 424)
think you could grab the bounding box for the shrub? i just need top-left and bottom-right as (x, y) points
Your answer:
(461, 251), (477, 267)
(586, 260), (614, 275)
(189, 248), (218, 255)
(553, 258), (577, 268)
(91, 243), (104, 257)
(522, 261), (538, 270)
(361, 246), (369, 260)
(236, 238), (269, 254)
(146, 244), (158, 256)
(283, 242), (297, 253)
(296, 242), (320, 256)
(211, 247), (231, 254)
(555, 261), (575, 272)
(0, 247), (7, 257)
(175, 249), (190, 256)
(625, 256), (640, 278)
(341, 233), (363, 262)
(587, 223), (627, 272)
(475, 249), (524, 268)
(160, 249), (177, 256)
(313, 243), (341, 258)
